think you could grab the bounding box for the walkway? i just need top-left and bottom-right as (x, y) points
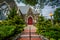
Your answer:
(17, 25), (42, 40)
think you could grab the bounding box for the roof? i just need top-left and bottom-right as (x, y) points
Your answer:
(0, 0), (17, 9)
(18, 6), (39, 14)
(19, 6), (29, 14)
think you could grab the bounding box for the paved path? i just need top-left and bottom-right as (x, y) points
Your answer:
(17, 25), (42, 40)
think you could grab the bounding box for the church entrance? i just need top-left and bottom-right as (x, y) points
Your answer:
(28, 17), (33, 25)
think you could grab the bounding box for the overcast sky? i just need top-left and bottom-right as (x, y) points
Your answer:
(42, 5), (56, 19)
(15, 0), (58, 19)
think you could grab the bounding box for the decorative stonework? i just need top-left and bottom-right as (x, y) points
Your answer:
(20, 7), (39, 24)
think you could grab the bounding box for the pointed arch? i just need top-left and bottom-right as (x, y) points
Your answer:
(28, 16), (33, 25)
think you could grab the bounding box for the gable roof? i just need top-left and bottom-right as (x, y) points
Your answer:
(18, 6), (39, 14)
(0, 0), (17, 9)
(19, 6), (29, 14)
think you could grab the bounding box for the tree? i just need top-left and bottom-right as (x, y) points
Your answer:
(17, 0), (38, 6)
(16, 0), (60, 16)
(8, 7), (17, 19)
(54, 8), (60, 21)
(17, 0), (60, 8)
(36, 16), (60, 40)
(7, 7), (25, 34)
(0, 7), (26, 40)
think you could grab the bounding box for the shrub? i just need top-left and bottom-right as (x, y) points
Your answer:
(0, 25), (16, 40)
(0, 8), (26, 40)
(36, 16), (60, 40)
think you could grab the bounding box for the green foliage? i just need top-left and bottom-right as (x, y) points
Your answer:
(50, 38), (55, 40)
(0, 25), (16, 40)
(15, 24), (25, 34)
(8, 7), (17, 19)
(54, 8), (60, 21)
(7, 8), (25, 34)
(20, 0), (59, 8)
(36, 16), (60, 40)
(22, 0), (38, 6)
(0, 8), (26, 40)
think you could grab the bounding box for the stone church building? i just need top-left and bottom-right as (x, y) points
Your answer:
(19, 6), (40, 25)
(0, 0), (40, 25)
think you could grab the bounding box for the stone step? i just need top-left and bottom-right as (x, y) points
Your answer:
(20, 35), (40, 38)
(21, 32), (37, 35)
(17, 25), (42, 40)
(23, 30), (36, 32)
(17, 38), (42, 40)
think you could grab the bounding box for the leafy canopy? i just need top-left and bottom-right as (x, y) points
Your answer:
(54, 8), (60, 21)
(36, 16), (60, 40)
(17, 0), (60, 9)
(23, 0), (38, 6)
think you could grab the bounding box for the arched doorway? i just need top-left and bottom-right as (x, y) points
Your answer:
(28, 17), (33, 25)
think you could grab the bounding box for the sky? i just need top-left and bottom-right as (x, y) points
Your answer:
(42, 5), (56, 19)
(14, 0), (57, 19)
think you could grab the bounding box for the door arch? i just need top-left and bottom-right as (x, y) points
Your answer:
(28, 17), (33, 25)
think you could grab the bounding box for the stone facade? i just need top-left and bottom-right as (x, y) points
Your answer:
(19, 6), (40, 25)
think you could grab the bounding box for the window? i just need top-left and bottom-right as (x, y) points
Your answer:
(0, 3), (9, 20)
(1, 4), (7, 9)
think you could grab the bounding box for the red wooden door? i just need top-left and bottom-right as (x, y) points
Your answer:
(28, 17), (33, 25)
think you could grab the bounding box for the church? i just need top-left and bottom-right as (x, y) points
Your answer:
(19, 6), (40, 25)
(0, 0), (40, 25)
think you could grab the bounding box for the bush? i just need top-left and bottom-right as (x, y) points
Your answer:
(53, 8), (60, 21)
(0, 25), (16, 40)
(0, 17), (25, 39)
(0, 8), (26, 40)
(36, 16), (60, 40)
(15, 24), (25, 34)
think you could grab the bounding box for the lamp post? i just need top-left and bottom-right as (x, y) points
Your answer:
(49, 12), (53, 27)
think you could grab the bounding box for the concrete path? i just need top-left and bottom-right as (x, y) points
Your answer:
(17, 25), (42, 40)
